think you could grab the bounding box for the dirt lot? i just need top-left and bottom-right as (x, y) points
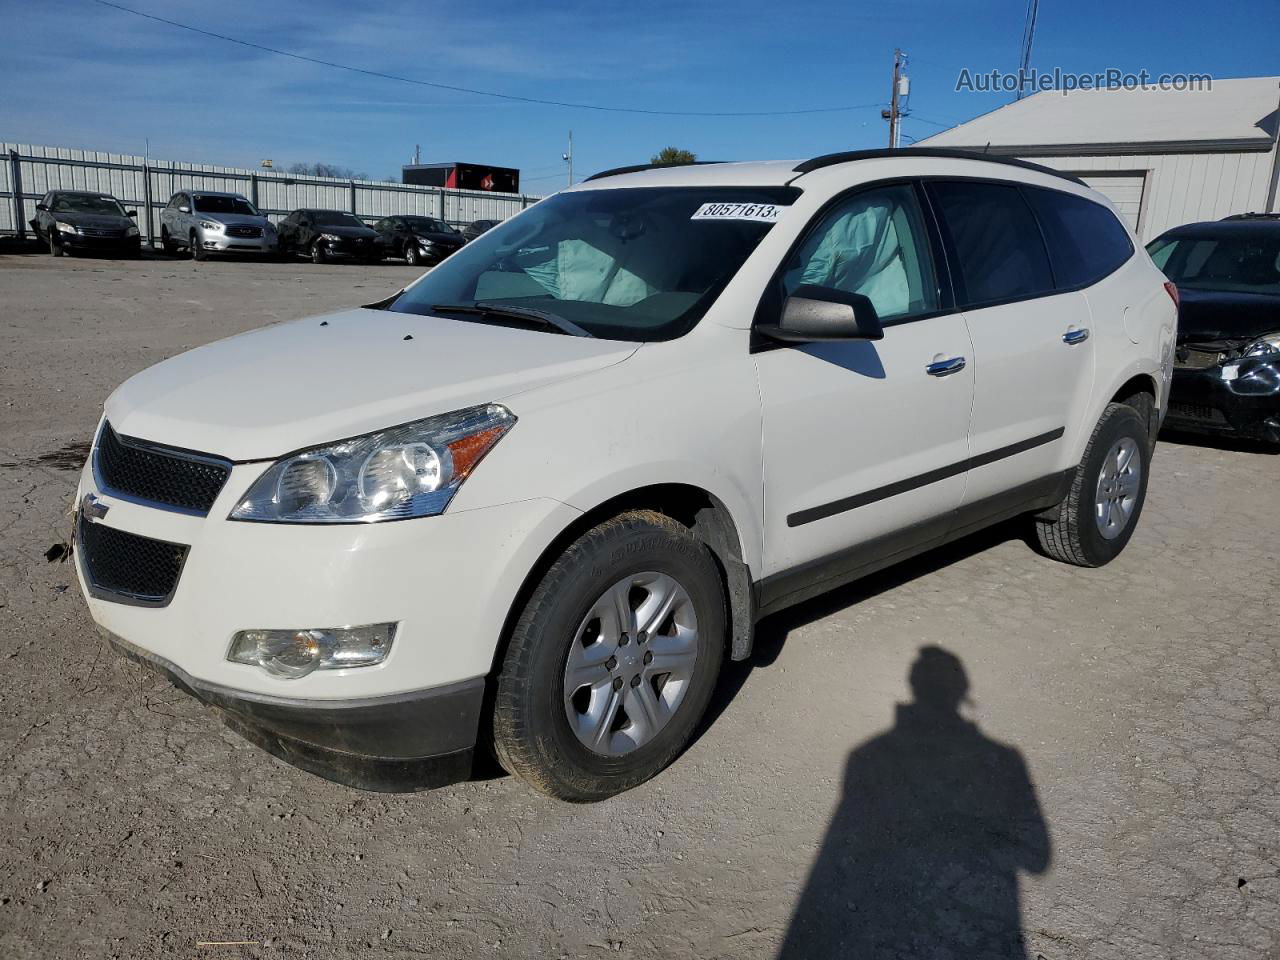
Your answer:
(1, 248), (1277, 959)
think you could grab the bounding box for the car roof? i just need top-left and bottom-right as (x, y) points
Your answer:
(575, 148), (1084, 191)
(52, 190), (114, 197)
(1153, 219), (1280, 242)
(189, 190), (247, 197)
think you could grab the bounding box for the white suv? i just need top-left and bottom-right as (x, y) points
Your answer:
(75, 150), (1177, 800)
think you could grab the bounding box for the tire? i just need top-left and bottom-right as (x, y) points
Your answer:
(492, 510), (726, 801)
(311, 240), (327, 264)
(1035, 402), (1151, 567)
(190, 232), (206, 261)
(404, 244), (421, 267)
(49, 232), (64, 257)
(161, 228), (177, 256)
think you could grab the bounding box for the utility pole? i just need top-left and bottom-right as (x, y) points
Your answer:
(563, 130), (574, 187)
(883, 49), (905, 148)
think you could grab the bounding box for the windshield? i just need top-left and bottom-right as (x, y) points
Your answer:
(391, 186), (799, 341)
(312, 211), (365, 227)
(193, 195), (260, 217)
(51, 194), (126, 216)
(1148, 233), (1280, 295)
(404, 217), (456, 234)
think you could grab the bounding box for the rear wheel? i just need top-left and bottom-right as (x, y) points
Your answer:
(492, 511), (726, 801)
(161, 228), (177, 256)
(1035, 402), (1151, 567)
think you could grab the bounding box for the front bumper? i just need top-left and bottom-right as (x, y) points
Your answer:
(109, 631), (484, 790)
(321, 239), (383, 260)
(1165, 358), (1280, 444)
(58, 231), (141, 253)
(198, 229), (278, 254)
(74, 452), (582, 787)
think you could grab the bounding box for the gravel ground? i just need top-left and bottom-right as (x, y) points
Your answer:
(1, 248), (1277, 959)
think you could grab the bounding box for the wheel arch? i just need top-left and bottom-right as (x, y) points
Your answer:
(1109, 371), (1160, 449)
(490, 483), (757, 683)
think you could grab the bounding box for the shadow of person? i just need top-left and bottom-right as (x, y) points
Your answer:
(779, 647), (1051, 959)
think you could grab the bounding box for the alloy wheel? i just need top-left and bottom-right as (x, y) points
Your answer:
(562, 572), (699, 757)
(1094, 436), (1141, 540)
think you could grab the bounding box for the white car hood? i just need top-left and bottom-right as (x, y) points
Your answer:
(104, 308), (637, 460)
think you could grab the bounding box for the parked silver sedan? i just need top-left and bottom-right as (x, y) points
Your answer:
(159, 190), (278, 260)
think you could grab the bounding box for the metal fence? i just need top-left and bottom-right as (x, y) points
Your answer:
(1, 142), (542, 245)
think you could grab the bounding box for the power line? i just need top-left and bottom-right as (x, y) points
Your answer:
(89, 0), (887, 118)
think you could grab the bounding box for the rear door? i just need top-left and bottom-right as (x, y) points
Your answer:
(926, 179), (1093, 507)
(755, 182), (974, 600)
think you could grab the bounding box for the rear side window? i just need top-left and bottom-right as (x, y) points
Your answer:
(928, 181), (1054, 307)
(1024, 186), (1133, 288)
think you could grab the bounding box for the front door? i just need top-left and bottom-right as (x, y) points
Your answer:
(754, 182), (974, 605)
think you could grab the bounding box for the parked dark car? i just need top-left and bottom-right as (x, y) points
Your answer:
(1148, 217), (1280, 446)
(462, 218), (501, 243)
(30, 190), (141, 257)
(372, 215), (465, 266)
(277, 209), (383, 263)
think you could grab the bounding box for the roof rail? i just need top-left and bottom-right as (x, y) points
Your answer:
(583, 160), (727, 182)
(792, 148), (1086, 186)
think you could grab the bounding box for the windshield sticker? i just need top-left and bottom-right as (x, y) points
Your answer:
(691, 202), (785, 223)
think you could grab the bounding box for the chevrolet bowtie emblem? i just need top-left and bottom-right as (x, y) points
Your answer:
(80, 493), (110, 521)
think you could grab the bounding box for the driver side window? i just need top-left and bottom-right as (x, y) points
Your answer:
(784, 184), (939, 322)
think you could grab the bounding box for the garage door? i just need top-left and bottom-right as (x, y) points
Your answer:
(1078, 174), (1146, 231)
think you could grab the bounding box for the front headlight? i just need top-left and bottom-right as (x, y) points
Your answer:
(1242, 332), (1280, 358)
(263, 221), (276, 234)
(125, 225), (139, 237)
(56, 221), (78, 234)
(199, 220), (223, 232)
(320, 233), (342, 242)
(230, 403), (516, 523)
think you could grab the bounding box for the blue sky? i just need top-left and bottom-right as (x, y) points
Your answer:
(3, 0), (1277, 192)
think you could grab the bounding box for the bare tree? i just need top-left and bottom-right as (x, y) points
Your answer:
(286, 162), (369, 180)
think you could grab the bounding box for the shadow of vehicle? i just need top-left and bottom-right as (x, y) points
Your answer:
(778, 646), (1051, 959)
(696, 517), (1036, 743)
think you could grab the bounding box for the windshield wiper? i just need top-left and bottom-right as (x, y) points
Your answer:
(431, 302), (594, 338)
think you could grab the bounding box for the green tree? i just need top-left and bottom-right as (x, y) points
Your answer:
(650, 147), (697, 166)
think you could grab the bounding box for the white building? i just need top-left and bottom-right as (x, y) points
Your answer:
(918, 76), (1280, 242)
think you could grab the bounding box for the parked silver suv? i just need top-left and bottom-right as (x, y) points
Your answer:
(159, 190), (278, 259)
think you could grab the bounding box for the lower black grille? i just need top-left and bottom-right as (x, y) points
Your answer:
(1168, 401), (1224, 423)
(95, 422), (230, 514)
(78, 516), (189, 605)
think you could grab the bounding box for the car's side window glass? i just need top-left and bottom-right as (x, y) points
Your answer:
(1023, 186), (1133, 289)
(782, 184), (939, 322)
(929, 180), (1054, 307)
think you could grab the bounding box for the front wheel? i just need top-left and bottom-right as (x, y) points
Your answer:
(49, 232), (64, 257)
(1035, 402), (1151, 567)
(404, 243), (421, 267)
(492, 511), (726, 801)
(190, 233), (206, 261)
(311, 240), (327, 264)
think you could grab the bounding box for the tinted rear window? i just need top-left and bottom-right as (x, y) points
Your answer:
(1024, 187), (1133, 288)
(928, 181), (1054, 306)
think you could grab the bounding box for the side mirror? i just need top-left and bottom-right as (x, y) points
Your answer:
(35, 203), (48, 212)
(757, 285), (884, 343)
(178, 205), (190, 214)
(126, 209), (138, 217)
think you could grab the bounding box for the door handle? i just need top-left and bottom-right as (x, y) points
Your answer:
(925, 356), (967, 377)
(1062, 327), (1090, 345)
